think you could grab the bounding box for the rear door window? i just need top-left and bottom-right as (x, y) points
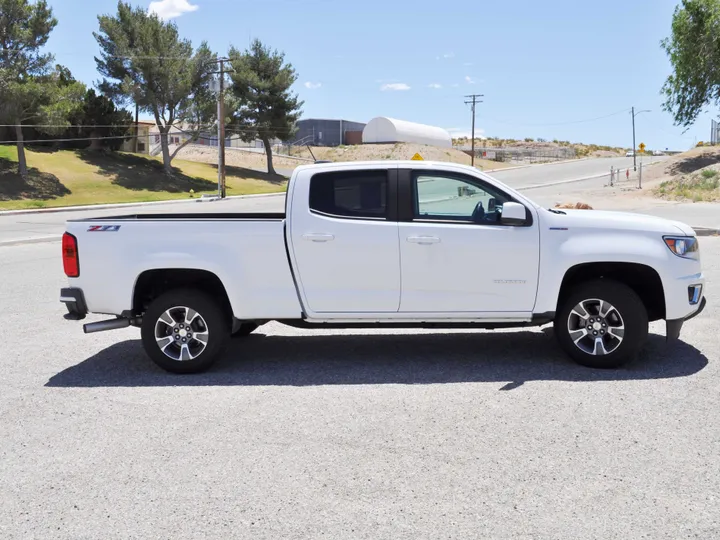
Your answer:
(309, 170), (388, 220)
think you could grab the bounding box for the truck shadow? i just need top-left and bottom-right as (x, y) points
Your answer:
(46, 330), (709, 389)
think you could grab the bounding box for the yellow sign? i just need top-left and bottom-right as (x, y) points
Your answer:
(639, 143), (646, 153)
(411, 153), (424, 161)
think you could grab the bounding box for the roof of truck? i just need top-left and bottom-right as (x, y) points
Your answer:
(295, 159), (479, 171)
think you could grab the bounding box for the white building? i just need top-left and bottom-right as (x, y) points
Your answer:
(362, 117), (452, 148)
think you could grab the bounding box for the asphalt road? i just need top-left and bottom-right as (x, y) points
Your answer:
(491, 155), (666, 189)
(0, 157), (671, 246)
(0, 239), (718, 538)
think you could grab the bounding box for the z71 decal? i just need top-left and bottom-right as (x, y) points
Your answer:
(87, 225), (121, 232)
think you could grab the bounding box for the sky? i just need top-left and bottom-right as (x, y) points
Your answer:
(43, 0), (715, 150)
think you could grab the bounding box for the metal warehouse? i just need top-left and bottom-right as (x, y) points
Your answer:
(292, 118), (367, 147)
(362, 117), (452, 148)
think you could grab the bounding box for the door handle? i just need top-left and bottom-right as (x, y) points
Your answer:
(407, 235), (441, 245)
(303, 233), (335, 242)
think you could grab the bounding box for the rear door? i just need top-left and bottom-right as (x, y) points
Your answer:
(288, 166), (401, 314)
(397, 168), (540, 314)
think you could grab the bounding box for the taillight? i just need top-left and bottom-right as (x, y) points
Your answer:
(62, 232), (79, 277)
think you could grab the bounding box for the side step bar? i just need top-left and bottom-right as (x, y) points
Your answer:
(83, 316), (142, 334)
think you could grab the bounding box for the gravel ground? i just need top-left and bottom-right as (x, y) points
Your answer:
(1, 240), (718, 539)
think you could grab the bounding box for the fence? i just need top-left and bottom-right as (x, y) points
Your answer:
(456, 146), (577, 164)
(607, 164), (644, 189)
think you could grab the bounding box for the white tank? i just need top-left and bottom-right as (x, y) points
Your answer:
(362, 117), (452, 148)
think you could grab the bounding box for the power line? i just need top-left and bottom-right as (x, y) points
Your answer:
(482, 108), (632, 127)
(0, 123), (297, 136)
(0, 134), (134, 144)
(0, 123), (162, 128)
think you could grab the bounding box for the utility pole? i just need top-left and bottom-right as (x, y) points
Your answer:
(631, 106), (636, 172)
(218, 58), (226, 198)
(134, 102), (139, 153)
(209, 58), (230, 198)
(464, 94), (483, 166)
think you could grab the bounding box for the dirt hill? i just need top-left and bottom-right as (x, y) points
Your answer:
(287, 143), (512, 170)
(648, 146), (720, 202)
(176, 142), (513, 172)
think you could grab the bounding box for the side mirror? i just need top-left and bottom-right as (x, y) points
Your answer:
(500, 202), (527, 226)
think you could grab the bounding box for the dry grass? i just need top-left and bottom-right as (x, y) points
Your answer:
(555, 202), (594, 209)
(0, 146), (286, 210)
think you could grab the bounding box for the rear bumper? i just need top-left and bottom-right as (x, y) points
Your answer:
(667, 296), (707, 342)
(60, 288), (88, 320)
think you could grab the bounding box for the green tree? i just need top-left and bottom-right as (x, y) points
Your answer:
(2, 67), (85, 174)
(69, 89), (134, 150)
(661, 0), (720, 127)
(94, 1), (216, 175)
(0, 0), (82, 175)
(228, 39), (303, 175)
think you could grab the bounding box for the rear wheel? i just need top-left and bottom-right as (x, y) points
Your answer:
(555, 279), (648, 369)
(141, 289), (230, 374)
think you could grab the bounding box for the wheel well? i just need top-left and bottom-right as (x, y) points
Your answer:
(558, 263), (666, 321)
(132, 269), (233, 320)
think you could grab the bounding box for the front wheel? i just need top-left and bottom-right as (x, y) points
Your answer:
(554, 279), (648, 369)
(141, 289), (230, 374)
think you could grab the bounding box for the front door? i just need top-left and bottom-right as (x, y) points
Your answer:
(398, 169), (540, 314)
(289, 167), (401, 314)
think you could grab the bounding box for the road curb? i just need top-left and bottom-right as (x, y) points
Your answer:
(694, 227), (720, 237)
(0, 191), (286, 217)
(517, 172), (609, 191)
(0, 235), (64, 247)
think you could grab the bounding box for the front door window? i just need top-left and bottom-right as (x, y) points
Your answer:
(414, 173), (510, 224)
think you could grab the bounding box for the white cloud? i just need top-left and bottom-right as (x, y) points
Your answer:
(464, 62), (474, 66)
(465, 76), (476, 84)
(451, 83), (460, 88)
(428, 83), (443, 89)
(304, 82), (322, 90)
(149, 0), (199, 19)
(444, 53), (455, 58)
(381, 83), (411, 91)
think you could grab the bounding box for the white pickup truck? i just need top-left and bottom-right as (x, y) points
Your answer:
(60, 160), (706, 373)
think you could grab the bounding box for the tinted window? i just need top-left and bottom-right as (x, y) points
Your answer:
(414, 172), (510, 224)
(309, 170), (388, 219)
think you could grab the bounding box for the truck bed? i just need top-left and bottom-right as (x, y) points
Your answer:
(64, 215), (301, 320)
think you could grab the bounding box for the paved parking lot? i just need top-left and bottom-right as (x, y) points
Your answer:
(1, 239), (718, 539)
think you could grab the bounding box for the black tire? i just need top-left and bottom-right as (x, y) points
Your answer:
(141, 288), (230, 374)
(232, 322), (259, 338)
(554, 279), (648, 369)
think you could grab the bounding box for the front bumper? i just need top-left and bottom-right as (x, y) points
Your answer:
(60, 288), (88, 320)
(667, 296), (707, 342)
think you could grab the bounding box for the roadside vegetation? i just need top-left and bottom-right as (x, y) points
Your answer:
(655, 165), (720, 202)
(0, 146), (285, 210)
(451, 137), (627, 159)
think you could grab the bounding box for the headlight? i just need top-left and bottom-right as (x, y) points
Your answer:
(663, 236), (699, 260)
